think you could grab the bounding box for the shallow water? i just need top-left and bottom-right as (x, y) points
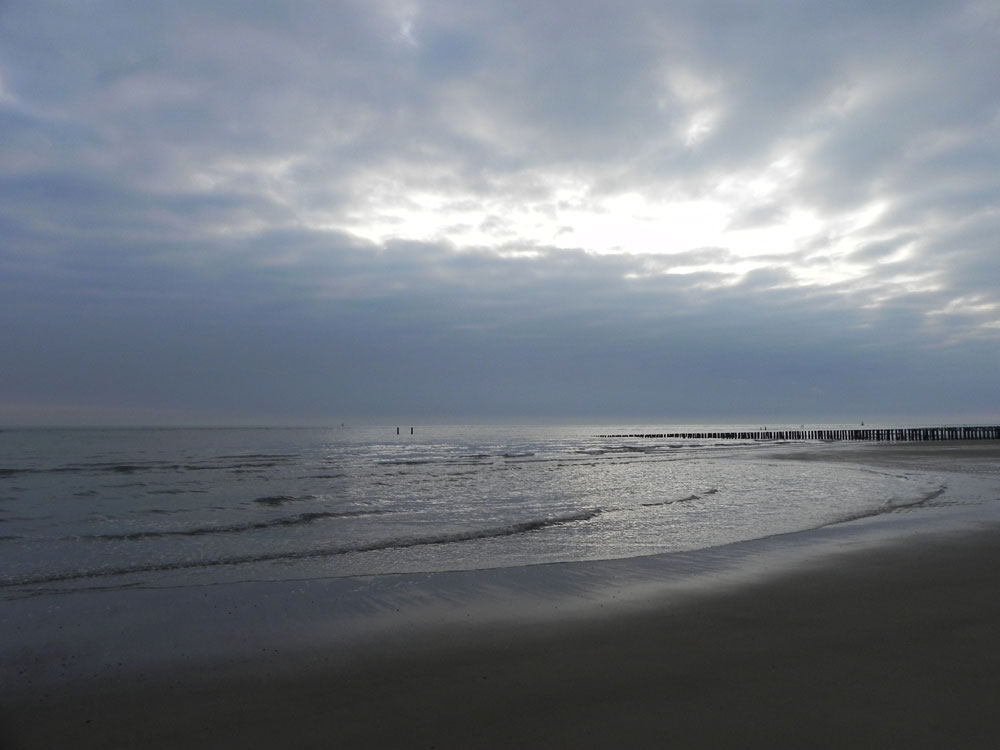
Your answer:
(0, 424), (964, 598)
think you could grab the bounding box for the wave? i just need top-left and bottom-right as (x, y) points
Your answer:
(60, 463), (178, 475)
(576, 445), (670, 457)
(828, 484), (948, 526)
(377, 457), (493, 468)
(641, 494), (698, 507)
(253, 494), (312, 506)
(216, 454), (298, 460)
(1, 457), (296, 477)
(640, 488), (719, 507)
(378, 452), (539, 467)
(2, 509), (602, 589)
(0, 468), (32, 477)
(82, 509), (392, 541)
(183, 460), (290, 471)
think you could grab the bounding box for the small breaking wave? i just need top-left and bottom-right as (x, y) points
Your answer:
(575, 445), (658, 456)
(378, 455), (496, 468)
(7, 457), (296, 477)
(640, 488), (719, 507)
(828, 484), (948, 526)
(3, 509), (602, 589)
(82, 509), (393, 540)
(62, 462), (178, 475)
(216, 453), (298, 460)
(253, 494), (312, 506)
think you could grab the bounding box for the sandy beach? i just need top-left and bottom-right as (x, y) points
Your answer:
(4, 524), (999, 749)
(4, 441), (1000, 749)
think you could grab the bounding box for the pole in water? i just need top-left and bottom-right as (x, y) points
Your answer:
(410, 427), (414, 435)
(396, 427), (399, 435)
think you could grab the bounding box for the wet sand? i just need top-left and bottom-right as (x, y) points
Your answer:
(5, 522), (1000, 749)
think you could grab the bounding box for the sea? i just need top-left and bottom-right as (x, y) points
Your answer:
(3, 423), (995, 602)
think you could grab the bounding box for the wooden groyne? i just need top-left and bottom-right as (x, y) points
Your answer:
(598, 426), (1000, 442)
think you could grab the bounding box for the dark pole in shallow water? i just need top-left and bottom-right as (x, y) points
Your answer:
(396, 427), (399, 435)
(411, 427), (414, 435)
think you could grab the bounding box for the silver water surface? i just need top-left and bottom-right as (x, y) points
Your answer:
(0, 425), (947, 597)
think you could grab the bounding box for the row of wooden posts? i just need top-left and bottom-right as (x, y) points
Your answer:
(598, 426), (1000, 441)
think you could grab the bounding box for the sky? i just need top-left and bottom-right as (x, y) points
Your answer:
(1, 0), (999, 426)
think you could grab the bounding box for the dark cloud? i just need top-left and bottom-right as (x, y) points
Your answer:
(2, 227), (993, 423)
(1, 0), (998, 424)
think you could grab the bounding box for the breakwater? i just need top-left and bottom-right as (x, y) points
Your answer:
(598, 426), (1000, 441)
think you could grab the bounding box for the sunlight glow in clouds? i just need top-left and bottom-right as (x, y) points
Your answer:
(331, 157), (886, 286)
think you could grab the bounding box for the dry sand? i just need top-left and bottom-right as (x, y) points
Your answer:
(5, 524), (1000, 749)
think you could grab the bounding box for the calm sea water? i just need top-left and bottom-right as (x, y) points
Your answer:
(0, 425), (957, 599)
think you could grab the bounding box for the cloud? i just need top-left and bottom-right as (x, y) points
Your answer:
(1, 0), (998, 424)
